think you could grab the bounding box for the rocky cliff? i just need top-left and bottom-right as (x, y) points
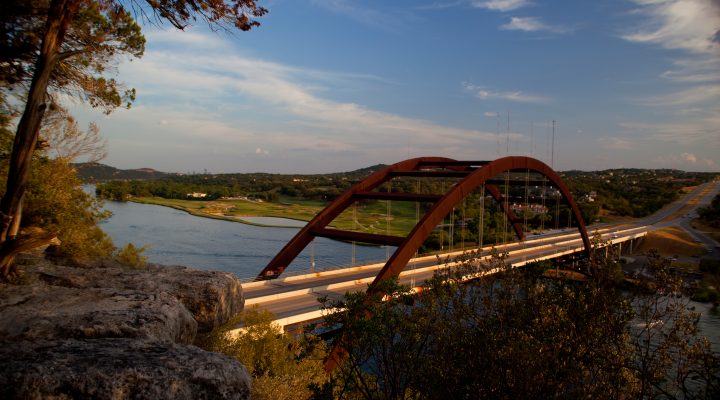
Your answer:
(0, 260), (250, 399)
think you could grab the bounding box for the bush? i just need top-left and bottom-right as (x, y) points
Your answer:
(200, 307), (327, 400)
(114, 243), (148, 268)
(6, 158), (115, 259)
(700, 259), (720, 275)
(321, 249), (720, 399)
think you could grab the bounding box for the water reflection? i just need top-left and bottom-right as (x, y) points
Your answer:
(100, 199), (389, 280)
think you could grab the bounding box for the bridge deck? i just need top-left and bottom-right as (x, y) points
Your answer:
(240, 181), (720, 329)
(242, 227), (648, 327)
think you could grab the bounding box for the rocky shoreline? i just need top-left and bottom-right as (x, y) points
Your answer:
(0, 260), (250, 399)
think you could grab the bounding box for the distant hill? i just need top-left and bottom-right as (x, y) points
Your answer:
(73, 163), (171, 182)
(349, 163), (387, 176)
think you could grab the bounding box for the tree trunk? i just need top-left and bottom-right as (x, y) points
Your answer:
(0, 0), (79, 274)
(0, 229), (60, 278)
(8, 199), (22, 239)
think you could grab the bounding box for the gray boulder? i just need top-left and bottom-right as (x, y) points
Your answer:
(0, 261), (245, 343)
(0, 260), (250, 399)
(0, 284), (198, 343)
(0, 338), (251, 400)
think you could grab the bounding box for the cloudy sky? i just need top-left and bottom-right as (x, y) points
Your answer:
(72, 0), (720, 173)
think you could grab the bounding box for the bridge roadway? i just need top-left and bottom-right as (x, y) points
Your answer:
(241, 180), (720, 329)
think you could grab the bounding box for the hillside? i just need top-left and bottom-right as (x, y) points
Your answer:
(73, 163), (171, 181)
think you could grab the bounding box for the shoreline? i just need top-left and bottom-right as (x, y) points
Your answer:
(128, 197), (309, 228)
(116, 197), (386, 248)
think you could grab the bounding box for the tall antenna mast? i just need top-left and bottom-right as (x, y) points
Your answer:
(551, 119), (556, 168)
(506, 111), (510, 154)
(496, 112), (501, 156)
(530, 121), (534, 156)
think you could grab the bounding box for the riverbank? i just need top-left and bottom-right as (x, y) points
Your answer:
(130, 197), (306, 228)
(127, 196), (418, 236)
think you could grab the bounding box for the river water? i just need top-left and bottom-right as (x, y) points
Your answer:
(100, 199), (389, 281)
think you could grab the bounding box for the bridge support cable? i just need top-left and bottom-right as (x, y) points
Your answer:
(256, 156), (591, 282)
(461, 199), (466, 250)
(555, 192), (561, 230)
(541, 176), (547, 232)
(524, 169), (529, 235)
(310, 238), (315, 273)
(478, 184), (485, 251)
(385, 180), (391, 261)
(503, 170), (509, 245)
(450, 207), (455, 252)
(351, 202), (357, 266)
(567, 208), (572, 229)
(485, 184), (525, 242)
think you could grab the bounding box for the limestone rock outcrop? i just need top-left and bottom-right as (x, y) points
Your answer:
(0, 260), (250, 399)
(0, 339), (251, 400)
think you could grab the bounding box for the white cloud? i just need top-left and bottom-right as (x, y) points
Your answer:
(622, 0), (720, 54)
(415, 1), (465, 11)
(597, 137), (634, 150)
(500, 16), (569, 34)
(619, 109), (720, 145)
(463, 82), (550, 103)
(636, 84), (720, 106)
(681, 152), (697, 163)
(660, 57), (720, 83)
(621, 1), (719, 135)
(103, 30), (514, 171)
(310, 0), (412, 30)
(483, 111), (498, 117)
(653, 152), (716, 169)
(472, 0), (531, 12)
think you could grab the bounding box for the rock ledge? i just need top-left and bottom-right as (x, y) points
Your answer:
(0, 260), (249, 400)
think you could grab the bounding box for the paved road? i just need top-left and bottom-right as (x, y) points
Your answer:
(241, 181), (720, 327)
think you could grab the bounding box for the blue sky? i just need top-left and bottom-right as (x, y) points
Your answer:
(73, 0), (720, 173)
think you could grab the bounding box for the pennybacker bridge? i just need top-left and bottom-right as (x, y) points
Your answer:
(238, 156), (719, 332)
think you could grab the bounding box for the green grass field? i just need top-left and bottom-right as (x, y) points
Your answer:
(131, 197), (423, 236)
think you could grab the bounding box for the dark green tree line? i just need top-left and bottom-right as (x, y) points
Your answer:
(698, 193), (720, 228)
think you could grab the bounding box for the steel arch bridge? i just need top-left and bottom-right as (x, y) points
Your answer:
(256, 156), (591, 283)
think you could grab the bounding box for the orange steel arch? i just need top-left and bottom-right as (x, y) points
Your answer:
(256, 156), (591, 281)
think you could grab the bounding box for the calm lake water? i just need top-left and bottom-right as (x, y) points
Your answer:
(99, 198), (389, 281)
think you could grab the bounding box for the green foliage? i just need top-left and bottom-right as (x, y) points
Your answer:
(1, 0), (266, 112)
(201, 307), (327, 400)
(694, 259), (720, 303)
(93, 166), (388, 203)
(563, 169), (714, 218)
(321, 249), (720, 399)
(699, 259), (720, 275)
(113, 243), (148, 268)
(1, 0), (146, 114)
(698, 194), (720, 228)
(0, 157), (114, 259)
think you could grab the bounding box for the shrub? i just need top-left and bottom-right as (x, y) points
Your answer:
(200, 307), (327, 400)
(114, 243), (148, 268)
